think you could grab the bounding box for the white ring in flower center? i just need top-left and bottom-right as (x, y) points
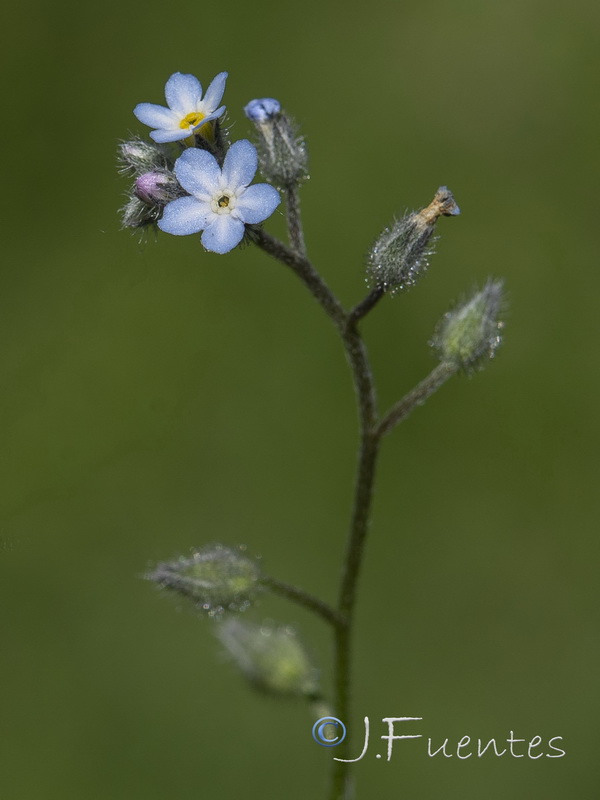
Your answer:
(211, 189), (236, 215)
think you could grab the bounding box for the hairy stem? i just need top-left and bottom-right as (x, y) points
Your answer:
(251, 222), (452, 800)
(327, 315), (380, 799)
(348, 286), (385, 325)
(330, 426), (379, 799)
(252, 228), (380, 799)
(260, 575), (345, 629)
(285, 183), (307, 257)
(340, 323), (378, 431)
(250, 227), (345, 328)
(377, 362), (457, 438)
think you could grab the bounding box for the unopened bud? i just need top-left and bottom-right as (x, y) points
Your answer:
(432, 279), (505, 371)
(120, 195), (160, 229)
(216, 619), (319, 699)
(134, 171), (179, 205)
(245, 98), (307, 188)
(118, 137), (169, 175)
(146, 545), (261, 617)
(244, 98), (281, 124)
(367, 186), (460, 295)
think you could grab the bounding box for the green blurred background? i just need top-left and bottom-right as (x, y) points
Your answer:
(1, 0), (599, 797)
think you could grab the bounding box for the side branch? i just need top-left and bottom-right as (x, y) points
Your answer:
(377, 362), (457, 438)
(348, 286), (385, 325)
(249, 227), (346, 327)
(260, 575), (345, 629)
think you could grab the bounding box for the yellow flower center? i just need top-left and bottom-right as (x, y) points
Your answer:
(217, 195), (230, 208)
(179, 111), (206, 130)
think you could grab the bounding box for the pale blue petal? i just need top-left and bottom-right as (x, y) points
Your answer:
(196, 106), (226, 127)
(165, 73), (203, 114)
(150, 128), (191, 143)
(174, 149), (221, 197)
(134, 103), (177, 129)
(236, 184), (281, 224)
(158, 197), (211, 236)
(190, 107), (226, 136)
(202, 72), (228, 113)
(222, 140), (257, 189)
(201, 215), (245, 254)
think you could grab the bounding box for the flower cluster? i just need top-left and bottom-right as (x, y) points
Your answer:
(120, 71), (282, 252)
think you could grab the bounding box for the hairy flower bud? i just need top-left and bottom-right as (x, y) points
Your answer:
(120, 195), (161, 229)
(134, 171), (179, 205)
(367, 187), (460, 295)
(244, 98), (307, 188)
(146, 545), (261, 616)
(432, 279), (505, 371)
(216, 619), (319, 698)
(121, 167), (184, 230)
(118, 137), (170, 175)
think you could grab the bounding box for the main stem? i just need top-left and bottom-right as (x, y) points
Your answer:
(330, 321), (380, 800)
(285, 183), (307, 258)
(251, 229), (382, 800)
(252, 202), (458, 798)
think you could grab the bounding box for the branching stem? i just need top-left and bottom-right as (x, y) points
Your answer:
(250, 227), (345, 328)
(348, 286), (385, 325)
(250, 197), (454, 800)
(260, 575), (345, 629)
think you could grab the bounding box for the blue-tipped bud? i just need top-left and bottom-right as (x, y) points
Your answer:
(244, 98), (281, 124)
(216, 619), (319, 699)
(367, 187), (460, 295)
(432, 279), (506, 372)
(146, 545), (261, 617)
(245, 98), (307, 188)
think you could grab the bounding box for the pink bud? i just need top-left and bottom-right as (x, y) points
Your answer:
(134, 172), (171, 205)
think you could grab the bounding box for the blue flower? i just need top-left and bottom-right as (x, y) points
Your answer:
(134, 72), (228, 143)
(158, 140), (281, 254)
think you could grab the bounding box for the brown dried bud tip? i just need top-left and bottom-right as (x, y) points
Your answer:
(416, 186), (461, 227)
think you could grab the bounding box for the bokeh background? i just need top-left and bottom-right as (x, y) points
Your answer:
(1, 0), (599, 797)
